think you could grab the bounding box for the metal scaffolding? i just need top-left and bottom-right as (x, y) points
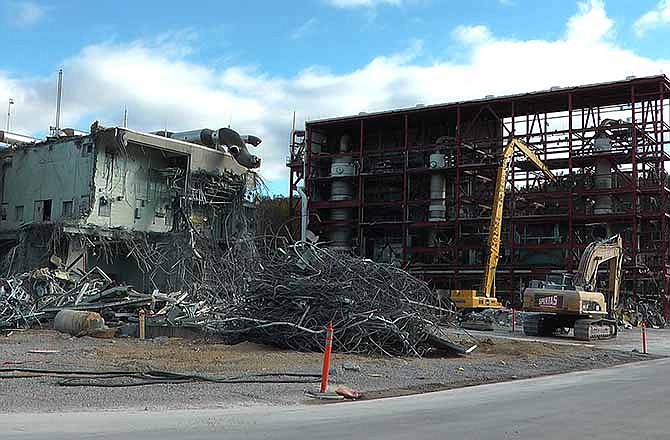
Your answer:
(289, 75), (670, 316)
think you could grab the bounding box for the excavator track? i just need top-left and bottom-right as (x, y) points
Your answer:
(574, 318), (617, 341)
(523, 314), (558, 337)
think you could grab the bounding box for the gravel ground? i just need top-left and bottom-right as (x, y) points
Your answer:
(0, 329), (653, 413)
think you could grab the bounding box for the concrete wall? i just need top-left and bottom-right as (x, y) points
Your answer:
(0, 138), (95, 231)
(0, 127), (253, 237)
(86, 142), (178, 233)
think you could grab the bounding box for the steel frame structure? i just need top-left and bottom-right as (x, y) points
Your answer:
(290, 75), (670, 315)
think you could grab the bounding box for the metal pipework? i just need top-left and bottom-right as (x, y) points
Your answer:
(593, 134), (613, 215)
(0, 130), (39, 146)
(242, 134), (262, 147)
(329, 135), (356, 251)
(428, 152), (447, 222)
(167, 127), (262, 169)
(229, 131), (262, 169)
(170, 128), (220, 147)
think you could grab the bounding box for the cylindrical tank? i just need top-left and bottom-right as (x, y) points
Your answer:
(330, 207), (353, 251)
(331, 157), (356, 201)
(429, 153), (447, 222)
(331, 156), (356, 178)
(593, 135), (613, 214)
(329, 135), (356, 251)
(54, 309), (106, 336)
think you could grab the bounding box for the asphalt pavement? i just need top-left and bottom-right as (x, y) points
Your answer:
(3, 357), (669, 440)
(458, 326), (670, 355)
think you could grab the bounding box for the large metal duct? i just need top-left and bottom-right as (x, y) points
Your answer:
(428, 152), (447, 222)
(167, 127), (261, 169)
(329, 135), (356, 251)
(169, 128), (220, 146)
(0, 130), (39, 146)
(593, 134), (613, 215)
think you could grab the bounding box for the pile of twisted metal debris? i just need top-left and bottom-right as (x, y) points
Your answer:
(0, 263), (191, 330)
(0, 240), (467, 357)
(616, 294), (666, 329)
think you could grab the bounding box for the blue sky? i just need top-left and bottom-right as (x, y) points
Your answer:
(2, 0), (670, 195)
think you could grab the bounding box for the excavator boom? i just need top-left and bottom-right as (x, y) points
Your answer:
(573, 235), (623, 312)
(451, 137), (555, 312)
(480, 138), (557, 297)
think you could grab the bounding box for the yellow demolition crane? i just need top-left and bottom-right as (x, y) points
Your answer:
(450, 138), (557, 311)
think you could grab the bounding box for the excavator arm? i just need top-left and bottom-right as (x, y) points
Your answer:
(573, 234), (623, 315)
(480, 138), (557, 297)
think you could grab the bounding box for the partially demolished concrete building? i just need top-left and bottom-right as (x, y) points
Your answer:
(0, 122), (261, 291)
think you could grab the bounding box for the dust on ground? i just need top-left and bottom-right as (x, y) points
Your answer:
(0, 329), (654, 413)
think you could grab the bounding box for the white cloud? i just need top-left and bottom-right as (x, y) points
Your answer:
(1, 1), (669, 192)
(566, 0), (613, 42)
(634, 0), (670, 37)
(10, 1), (47, 26)
(452, 25), (492, 46)
(324, 0), (402, 9)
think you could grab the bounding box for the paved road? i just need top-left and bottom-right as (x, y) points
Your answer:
(461, 327), (670, 355)
(3, 358), (669, 440)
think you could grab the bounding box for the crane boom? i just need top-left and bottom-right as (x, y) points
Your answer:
(480, 138), (557, 298)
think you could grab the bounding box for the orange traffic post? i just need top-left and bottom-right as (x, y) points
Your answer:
(320, 322), (334, 393)
(642, 322), (648, 354)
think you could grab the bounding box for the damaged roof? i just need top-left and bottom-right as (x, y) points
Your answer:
(1, 125), (250, 176)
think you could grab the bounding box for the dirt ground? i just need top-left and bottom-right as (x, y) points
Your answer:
(0, 329), (653, 413)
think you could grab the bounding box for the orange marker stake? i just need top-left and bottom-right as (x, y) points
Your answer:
(320, 322), (334, 393)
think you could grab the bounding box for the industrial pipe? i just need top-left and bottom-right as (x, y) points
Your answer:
(297, 187), (308, 242)
(241, 134), (262, 147)
(0, 130), (39, 146)
(168, 127), (261, 169)
(169, 128), (218, 146)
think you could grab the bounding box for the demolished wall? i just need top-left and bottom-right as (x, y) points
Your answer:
(0, 124), (260, 293)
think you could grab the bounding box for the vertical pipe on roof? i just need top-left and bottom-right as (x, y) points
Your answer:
(55, 69), (63, 132)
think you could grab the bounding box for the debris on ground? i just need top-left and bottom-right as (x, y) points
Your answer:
(304, 390), (345, 400)
(0, 265), (155, 329)
(616, 294), (666, 329)
(461, 308), (525, 331)
(461, 312), (495, 331)
(3, 237), (663, 358)
(0, 240), (469, 357)
(202, 241), (454, 357)
(335, 385), (362, 399)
